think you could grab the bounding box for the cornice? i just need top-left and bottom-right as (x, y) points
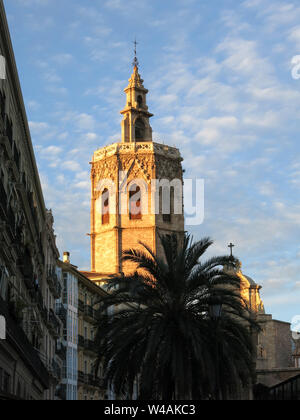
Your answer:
(93, 141), (182, 163)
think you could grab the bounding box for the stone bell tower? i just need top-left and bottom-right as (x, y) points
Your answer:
(86, 54), (185, 283)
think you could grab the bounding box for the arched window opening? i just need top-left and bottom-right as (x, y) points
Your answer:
(135, 118), (145, 141)
(137, 95), (143, 108)
(102, 188), (110, 225)
(129, 184), (142, 220)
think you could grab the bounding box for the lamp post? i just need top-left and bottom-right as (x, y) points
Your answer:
(209, 300), (223, 400)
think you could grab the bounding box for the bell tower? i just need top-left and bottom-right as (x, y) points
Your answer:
(85, 50), (185, 284)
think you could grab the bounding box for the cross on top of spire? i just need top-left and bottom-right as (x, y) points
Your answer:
(228, 242), (235, 257)
(132, 38), (139, 69)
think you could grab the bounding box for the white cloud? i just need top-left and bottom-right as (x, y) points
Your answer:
(63, 160), (82, 172)
(29, 121), (49, 133)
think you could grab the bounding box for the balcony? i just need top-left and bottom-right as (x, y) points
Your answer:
(84, 304), (94, 319)
(78, 299), (84, 313)
(48, 309), (61, 337)
(55, 341), (67, 360)
(55, 303), (67, 322)
(0, 91), (5, 123)
(40, 306), (48, 324)
(84, 339), (97, 353)
(86, 374), (106, 389)
(55, 384), (66, 401)
(0, 182), (16, 242)
(0, 181), (7, 214)
(50, 359), (61, 380)
(5, 115), (13, 148)
(87, 374), (95, 386)
(33, 287), (44, 311)
(7, 299), (24, 325)
(47, 269), (61, 299)
(13, 144), (20, 171)
(54, 280), (62, 299)
(0, 296), (49, 389)
(78, 336), (97, 353)
(94, 377), (106, 389)
(77, 370), (106, 389)
(17, 249), (35, 292)
(78, 370), (85, 384)
(78, 334), (85, 348)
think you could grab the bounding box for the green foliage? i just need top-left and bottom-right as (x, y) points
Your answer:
(95, 234), (260, 400)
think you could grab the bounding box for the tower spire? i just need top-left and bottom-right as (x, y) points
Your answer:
(132, 38), (139, 69)
(120, 42), (153, 143)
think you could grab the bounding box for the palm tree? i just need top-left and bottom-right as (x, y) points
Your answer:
(95, 234), (260, 400)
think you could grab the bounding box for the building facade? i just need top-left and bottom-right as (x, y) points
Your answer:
(57, 255), (78, 401)
(292, 333), (300, 368)
(60, 253), (106, 400)
(77, 267), (106, 400)
(233, 263), (300, 391)
(0, 0), (63, 400)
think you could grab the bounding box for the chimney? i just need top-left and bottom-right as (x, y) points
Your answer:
(63, 252), (70, 264)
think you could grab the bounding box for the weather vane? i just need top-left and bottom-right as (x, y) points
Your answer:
(132, 38), (139, 68)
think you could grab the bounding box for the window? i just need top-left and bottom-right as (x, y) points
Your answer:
(135, 118), (145, 141)
(137, 95), (143, 108)
(0, 265), (8, 300)
(0, 90), (6, 120)
(102, 188), (109, 225)
(129, 185), (142, 220)
(17, 381), (21, 398)
(3, 372), (11, 394)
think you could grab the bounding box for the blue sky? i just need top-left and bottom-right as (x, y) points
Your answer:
(4, 0), (300, 323)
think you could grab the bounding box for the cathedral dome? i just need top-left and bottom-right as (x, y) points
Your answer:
(244, 275), (257, 287)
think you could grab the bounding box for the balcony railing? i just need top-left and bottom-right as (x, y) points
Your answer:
(84, 305), (94, 319)
(78, 334), (85, 348)
(40, 305), (48, 324)
(51, 359), (61, 380)
(79, 301), (100, 321)
(5, 115), (13, 148)
(87, 374), (106, 388)
(0, 180), (7, 212)
(55, 303), (67, 322)
(78, 299), (84, 313)
(85, 339), (97, 353)
(0, 90), (5, 122)
(48, 309), (61, 336)
(34, 288), (43, 308)
(0, 296), (49, 389)
(78, 370), (85, 384)
(77, 370), (106, 389)
(55, 341), (67, 360)
(47, 269), (62, 299)
(0, 181), (16, 242)
(55, 384), (66, 401)
(78, 335), (97, 353)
